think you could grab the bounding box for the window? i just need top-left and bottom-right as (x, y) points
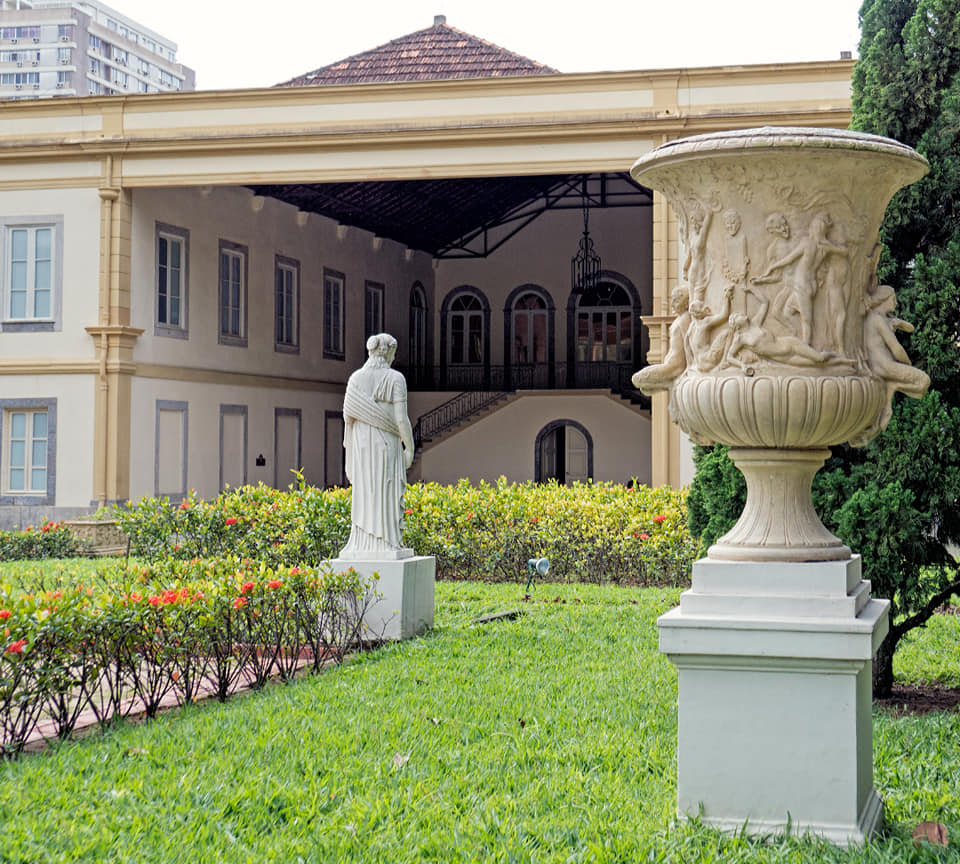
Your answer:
(88, 34), (101, 52)
(574, 281), (633, 363)
(57, 70), (69, 87)
(364, 280), (384, 339)
(87, 79), (101, 95)
(218, 241), (247, 346)
(1, 399), (55, 503)
(4, 409), (47, 493)
(449, 293), (483, 364)
(274, 255), (299, 352)
(58, 47), (70, 63)
(57, 24), (72, 41)
(111, 68), (126, 87)
(88, 58), (100, 76)
(137, 58), (149, 76)
(512, 292), (548, 364)
(322, 268), (345, 360)
(155, 222), (188, 337)
(2, 217), (62, 331)
(409, 282), (427, 377)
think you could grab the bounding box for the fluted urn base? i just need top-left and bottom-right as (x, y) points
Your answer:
(709, 448), (851, 562)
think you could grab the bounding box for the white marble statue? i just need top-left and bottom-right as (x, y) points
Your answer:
(339, 333), (415, 560)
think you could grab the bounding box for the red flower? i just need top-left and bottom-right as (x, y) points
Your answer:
(289, 567), (301, 576)
(148, 596), (162, 606)
(179, 501), (190, 510)
(129, 592), (142, 603)
(639, 533), (649, 541)
(5, 639), (26, 655)
(0, 610), (10, 621)
(232, 597), (247, 609)
(404, 508), (413, 516)
(225, 517), (238, 526)
(653, 514), (667, 524)
(530, 516), (539, 523)
(632, 531), (639, 538)
(466, 512), (475, 520)
(267, 580), (283, 590)
(241, 581), (255, 594)
(162, 590), (179, 605)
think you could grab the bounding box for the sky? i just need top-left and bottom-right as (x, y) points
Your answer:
(104, 0), (867, 92)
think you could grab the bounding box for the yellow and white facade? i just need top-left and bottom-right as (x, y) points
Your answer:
(0, 61), (853, 526)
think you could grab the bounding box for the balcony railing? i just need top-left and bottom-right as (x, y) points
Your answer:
(398, 362), (648, 405)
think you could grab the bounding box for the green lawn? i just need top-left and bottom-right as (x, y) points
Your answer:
(0, 576), (959, 862)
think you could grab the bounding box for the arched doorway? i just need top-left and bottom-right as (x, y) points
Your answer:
(566, 272), (642, 389)
(535, 419), (593, 484)
(503, 284), (555, 389)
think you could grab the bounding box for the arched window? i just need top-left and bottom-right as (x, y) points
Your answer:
(409, 282), (427, 380)
(575, 280), (633, 363)
(512, 292), (548, 364)
(449, 293), (484, 365)
(535, 419), (593, 484)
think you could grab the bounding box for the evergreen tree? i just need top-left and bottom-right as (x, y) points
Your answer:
(688, 0), (960, 696)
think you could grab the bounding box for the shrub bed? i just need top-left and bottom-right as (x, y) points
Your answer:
(0, 558), (376, 755)
(116, 478), (700, 585)
(0, 521), (82, 561)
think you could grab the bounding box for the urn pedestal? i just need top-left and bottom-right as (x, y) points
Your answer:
(631, 128), (930, 846)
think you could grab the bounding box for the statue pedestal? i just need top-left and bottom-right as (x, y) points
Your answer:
(658, 556), (888, 847)
(329, 555), (435, 641)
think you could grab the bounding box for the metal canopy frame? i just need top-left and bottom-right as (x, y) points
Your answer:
(249, 172), (651, 259)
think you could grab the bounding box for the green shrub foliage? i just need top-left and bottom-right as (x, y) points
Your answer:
(0, 559), (376, 754)
(687, 0), (960, 697)
(116, 478), (701, 586)
(0, 522), (81, 561)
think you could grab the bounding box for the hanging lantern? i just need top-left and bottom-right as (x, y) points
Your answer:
(571, 190), (601, 294)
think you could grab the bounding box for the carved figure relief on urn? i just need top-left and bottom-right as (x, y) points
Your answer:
(631, 128), (930, 562)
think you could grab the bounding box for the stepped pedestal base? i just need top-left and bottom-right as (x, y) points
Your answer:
(328, 555), (435, 641)
(659, 556), (888, 847)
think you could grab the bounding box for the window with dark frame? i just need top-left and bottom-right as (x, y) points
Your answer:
(364, 280), (384, 339)
(275, 256), (299, 351)
(218, 240), (247, 346)
(323, 268), (345, 359)
(156, 223), (188, 335)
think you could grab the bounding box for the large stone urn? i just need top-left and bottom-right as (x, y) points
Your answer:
(630, 128), (929, 845)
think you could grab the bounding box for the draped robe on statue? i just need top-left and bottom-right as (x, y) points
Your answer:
(339, 365), (412, 559)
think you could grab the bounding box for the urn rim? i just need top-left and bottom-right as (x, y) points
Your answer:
(631, 126), (929, 187)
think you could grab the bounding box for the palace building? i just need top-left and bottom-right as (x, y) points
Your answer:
(0, 16), (853, 526)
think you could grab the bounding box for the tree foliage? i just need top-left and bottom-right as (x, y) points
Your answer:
(688, 0), (960, 696)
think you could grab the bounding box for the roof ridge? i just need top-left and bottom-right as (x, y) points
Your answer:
(276, 20), (558, 88)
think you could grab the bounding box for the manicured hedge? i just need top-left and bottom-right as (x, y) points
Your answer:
(0, 521), (82, 561)
(0, 558), (375, 755)
(116, 478), (701, 585)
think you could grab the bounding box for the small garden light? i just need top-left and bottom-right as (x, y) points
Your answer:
(526, 557), (550, 593)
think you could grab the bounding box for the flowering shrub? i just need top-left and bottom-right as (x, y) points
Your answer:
(117, 478), (700, 585)
(0, 559), (377, 755)
(0, 521), (82, 561)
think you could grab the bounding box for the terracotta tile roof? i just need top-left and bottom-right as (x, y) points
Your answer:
(276, 17), (558, 87)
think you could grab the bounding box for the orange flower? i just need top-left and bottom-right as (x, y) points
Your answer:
(639, 533), (649, 541)
(225, 517), (238, 526)
(5, 639), (26, 655)
(232, 596), (247, 609)
(267, 580), (283, 590)
(653, 514), (667, 524)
